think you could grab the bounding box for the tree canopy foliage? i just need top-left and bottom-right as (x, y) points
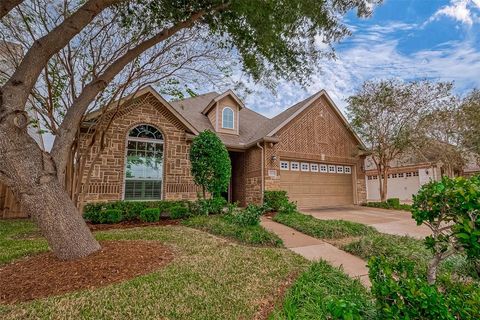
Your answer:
(117, 0), (380, 87)
(347, 79), (453, 201)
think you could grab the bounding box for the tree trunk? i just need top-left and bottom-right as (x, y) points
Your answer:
(23, 178), (101, 260)
(0, 116), (100, 260)
(0, 0), (23, 19)
(427, 253), (442, 284)
(380, 168), (388, 202)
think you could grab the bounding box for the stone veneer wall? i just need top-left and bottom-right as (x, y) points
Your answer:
(244, 147), (262, 204)
(79, 93), (200, 205)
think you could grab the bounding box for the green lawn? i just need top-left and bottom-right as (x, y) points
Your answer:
(0, 220), (48, 265)
(182, 214), (283, 247)
(0, 219), (307, 319)
(273, 211), (376, 239)
(270, 260), (376, 319)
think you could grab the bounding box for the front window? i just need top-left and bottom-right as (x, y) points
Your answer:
(222, 107), (234, 129)
(124, 125), (163, 200)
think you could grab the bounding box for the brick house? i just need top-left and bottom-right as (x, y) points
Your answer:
(77, 86), (366, 209)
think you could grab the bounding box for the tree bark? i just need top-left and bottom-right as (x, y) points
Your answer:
(0, 0), (23, 19)
(380, 167), (389, 202)
(427, 253), (442, 284)
(0, 118), (100, 260)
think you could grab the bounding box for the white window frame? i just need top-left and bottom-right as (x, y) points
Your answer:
(280, 161), (289, 170)
(320, 164), (328, 173)
(291, 162), (300, 171)
(310, 163), (319, 172)
(328, 165), (336, 173)
(336, 165), (344, 174)
(301, 162), (310, 172)
(344, 166), (351, 174)
(221, 106), (235, 129)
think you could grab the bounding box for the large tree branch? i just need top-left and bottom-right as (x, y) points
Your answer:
(50, 7), (224, 184)
(0, 0), (122, 120)
(0, 0), (22, 19)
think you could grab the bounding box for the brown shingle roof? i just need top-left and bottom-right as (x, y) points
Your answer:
(170, 92), (271, 146)
(84, 86), (362, 149)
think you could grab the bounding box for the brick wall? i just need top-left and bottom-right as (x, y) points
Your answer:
(264, 95), (366, 204)
(79, 93), (200, 205)
(244, 147), (262, 204)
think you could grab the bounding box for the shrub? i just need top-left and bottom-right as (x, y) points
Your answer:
(386, 198), (400, 207)
(139, 208), (161, 222)
(83, 200), (191, 223)
(264, 190), (289, 211)
(190, 130), (231, 198)
(170, 205), (190, 219)
(363, 201), (411, 212)
(412, 175), (480, 283)
(226, 204), (264, 227)
(189, 197), (227, 216)
(100, 209), (123, 224)
(369, 256), (480, 320)
(278, 200), (297, 215)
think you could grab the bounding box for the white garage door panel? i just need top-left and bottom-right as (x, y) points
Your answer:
(280, 170), (354, 208)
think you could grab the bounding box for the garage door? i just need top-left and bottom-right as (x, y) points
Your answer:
(280, 161), (354, 208)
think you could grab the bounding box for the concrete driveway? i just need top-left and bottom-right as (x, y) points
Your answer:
(301, 206), (431, 239)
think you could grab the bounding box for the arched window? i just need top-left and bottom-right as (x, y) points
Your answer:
(222, 107), (234, 129)
(124, 125), (164, 200)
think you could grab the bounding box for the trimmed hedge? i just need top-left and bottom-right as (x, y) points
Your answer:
(139, 208), (161, 222)
(83, 200), (189, 224)
(84, 209), (123, 224)
(363, 199), (411, 211)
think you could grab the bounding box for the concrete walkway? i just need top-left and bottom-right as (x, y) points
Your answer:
(261, 217), (371, 287)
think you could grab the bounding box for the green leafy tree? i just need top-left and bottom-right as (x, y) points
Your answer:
(460, 89), (480, 157)
(412, 175), (480, 284)
(190, 130), (231, 199)
(347, 79), (453, 201)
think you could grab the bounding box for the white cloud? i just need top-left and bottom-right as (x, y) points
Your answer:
(428, 0), (480, 26)
(241, 23), (480, 118)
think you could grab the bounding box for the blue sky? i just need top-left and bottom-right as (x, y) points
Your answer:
(243, 0), (480, 117)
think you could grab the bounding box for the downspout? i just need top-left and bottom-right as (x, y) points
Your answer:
(257, 142), (265, 204)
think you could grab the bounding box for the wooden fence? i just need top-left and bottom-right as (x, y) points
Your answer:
(0, 182), (27, 219)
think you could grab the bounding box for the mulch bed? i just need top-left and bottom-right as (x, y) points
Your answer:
(0, 241), (174, 304)
(87, 219), (179, 231)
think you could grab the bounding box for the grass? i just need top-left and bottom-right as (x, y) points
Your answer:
(273, 211), (376, 239)
(182, 214), (283, 247)
(270, 260), (376, 319)
(0, 220), (48, 265)
(342, 232), (479, 280)
(0, 220), (308, 319)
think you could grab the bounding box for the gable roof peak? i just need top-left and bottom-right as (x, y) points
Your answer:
(201, 89), (245, 115)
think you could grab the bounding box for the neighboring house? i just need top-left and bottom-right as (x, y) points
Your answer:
(365, 156), (441, 203)
(75, 86), (367, 209)
(0, 41), (45, 218)
(463, 153), (480, 177)
(365, 149), (479, 203)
